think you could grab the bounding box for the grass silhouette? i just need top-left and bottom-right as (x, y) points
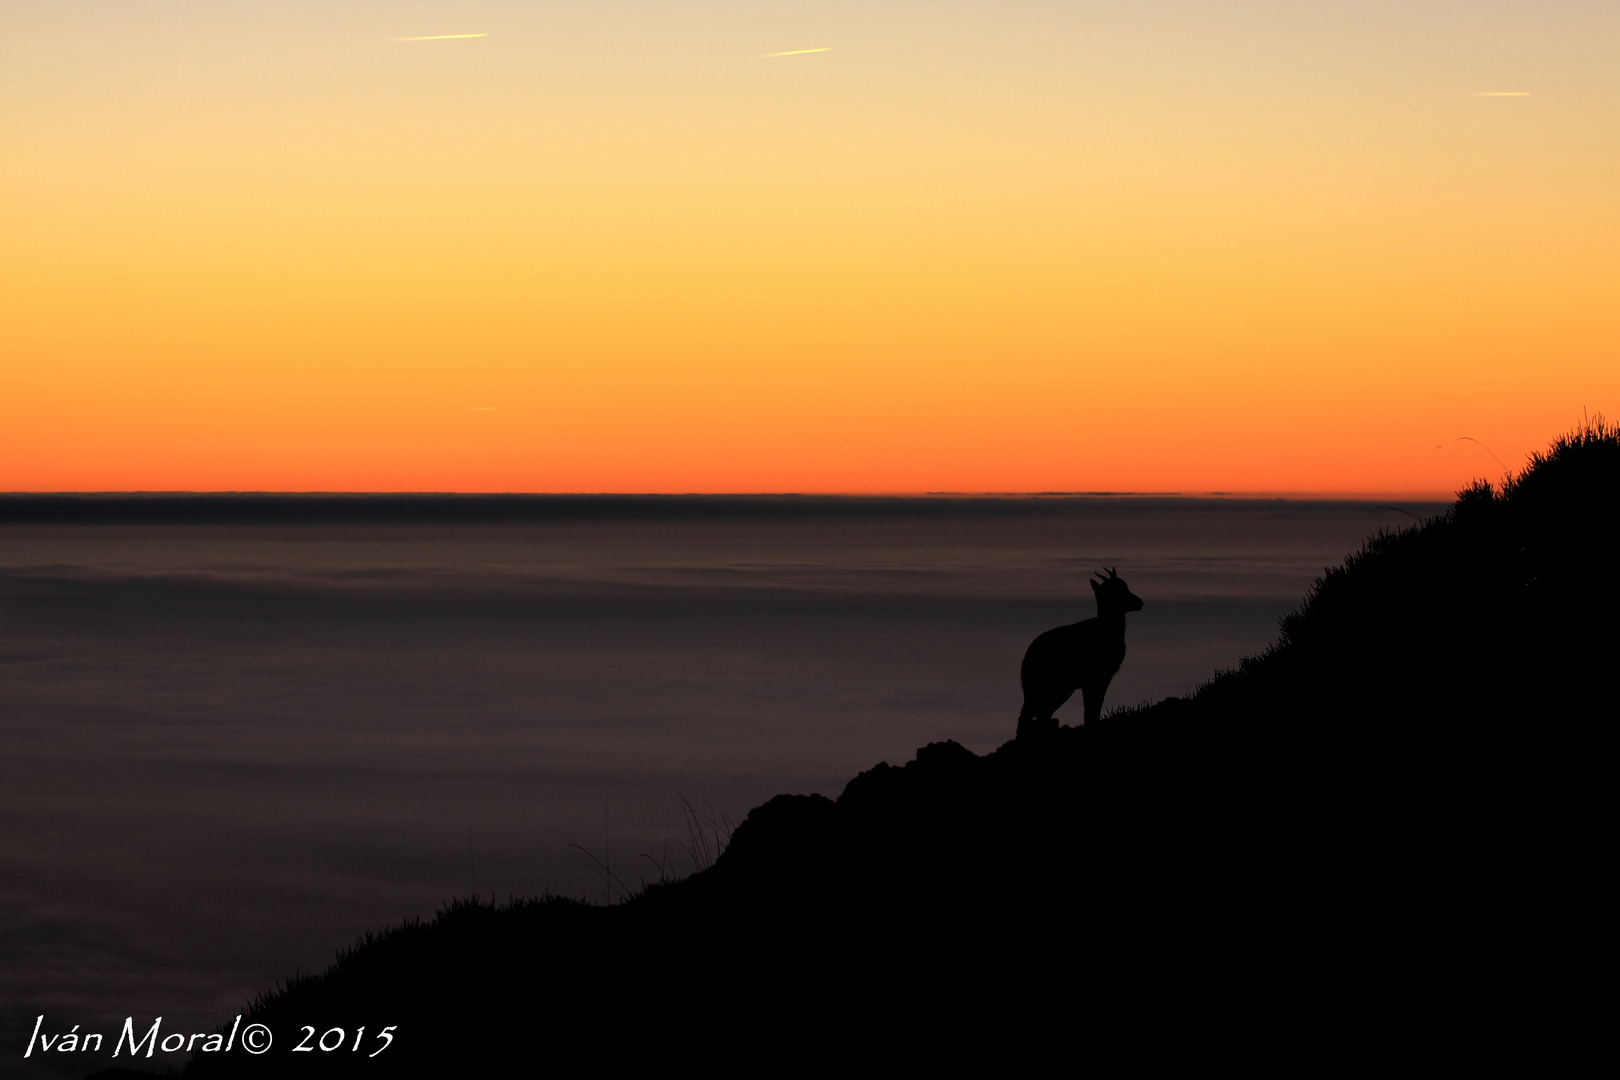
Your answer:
(177, 421), (1615, 1075)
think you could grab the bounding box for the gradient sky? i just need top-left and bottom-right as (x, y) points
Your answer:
(3, 1), (1615, 494)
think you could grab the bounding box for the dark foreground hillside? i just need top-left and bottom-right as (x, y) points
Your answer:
(176, 424), (1615, 1074)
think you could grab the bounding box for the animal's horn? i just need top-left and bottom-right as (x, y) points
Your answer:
(1108, 567), (1118, 578)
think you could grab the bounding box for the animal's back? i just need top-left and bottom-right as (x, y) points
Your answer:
(1020, 616), (1121, 689)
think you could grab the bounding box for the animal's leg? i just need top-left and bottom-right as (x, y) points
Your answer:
(1017, 702), (1043, 744)
(1017, 689), (1063, 741)
(1081, 684), (1105, 726)
(1017, 717), (1057, 741)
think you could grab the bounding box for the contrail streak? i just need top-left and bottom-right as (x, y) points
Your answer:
(762, 47), (831, 57)
(1475, 91), (1529, 96)
(390, 33), (488, 42)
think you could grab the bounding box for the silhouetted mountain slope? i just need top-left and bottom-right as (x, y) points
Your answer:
(1179, 420), (1616, 729)
(179, 423), (1615, 1076)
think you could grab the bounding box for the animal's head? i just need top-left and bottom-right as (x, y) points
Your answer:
(1090, 567), (1144, 613)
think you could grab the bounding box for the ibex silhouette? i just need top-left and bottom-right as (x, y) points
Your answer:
(1016, 567), (1143, 740)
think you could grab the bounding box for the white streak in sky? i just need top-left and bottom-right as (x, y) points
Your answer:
(762, 47), (831, 58)
(390, 33), (488, 42)
(1475, 91), (1530, 96)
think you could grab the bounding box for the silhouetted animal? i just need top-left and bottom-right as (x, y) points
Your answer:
(1016, 568), (1143, 739)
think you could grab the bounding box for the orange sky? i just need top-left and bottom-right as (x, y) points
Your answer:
(3, 1), (1615, 494)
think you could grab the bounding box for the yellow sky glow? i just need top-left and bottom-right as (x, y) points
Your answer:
(2, 2), (1613, 495)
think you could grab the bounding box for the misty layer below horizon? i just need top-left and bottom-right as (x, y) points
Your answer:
(0, 499), (1438, 1072)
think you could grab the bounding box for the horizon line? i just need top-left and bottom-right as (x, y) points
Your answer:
(0, 489), (1457, 501)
